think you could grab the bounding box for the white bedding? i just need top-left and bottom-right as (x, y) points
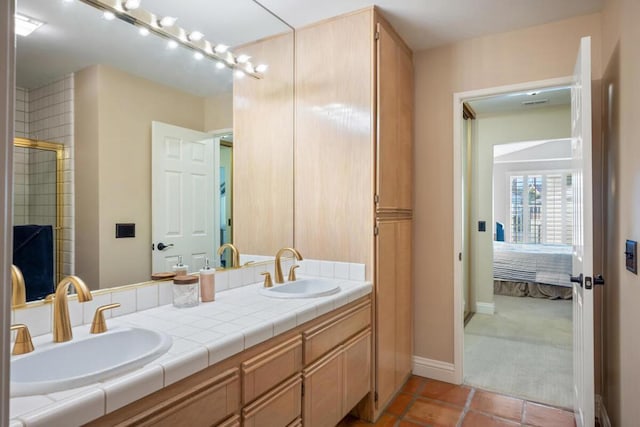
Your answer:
(493, 242), (573, 288)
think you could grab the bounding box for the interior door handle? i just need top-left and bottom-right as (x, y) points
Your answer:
(570, 273), (584, 287)
(156, 242), (174, 251)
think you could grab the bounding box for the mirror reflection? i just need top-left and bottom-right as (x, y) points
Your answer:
(14, 0), (294, 302)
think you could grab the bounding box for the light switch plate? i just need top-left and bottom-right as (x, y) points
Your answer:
(625, 240), (637, 274)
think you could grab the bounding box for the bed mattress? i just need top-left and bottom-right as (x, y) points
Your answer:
(493, 242), (573, 288)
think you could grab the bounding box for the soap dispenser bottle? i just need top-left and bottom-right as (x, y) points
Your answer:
(173, 256), (188, 277)
(200, 258), (215, 302)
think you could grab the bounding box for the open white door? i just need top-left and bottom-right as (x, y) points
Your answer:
(152, 122), (219, 274)
(571, 36), (594, 427)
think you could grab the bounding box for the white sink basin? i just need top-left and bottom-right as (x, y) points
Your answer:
(11, 327), (172, 397)
(259, 278), (340, 299)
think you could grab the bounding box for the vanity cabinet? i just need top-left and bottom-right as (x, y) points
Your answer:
(86, 296), (371, 427)
(295, 7), (413, 420)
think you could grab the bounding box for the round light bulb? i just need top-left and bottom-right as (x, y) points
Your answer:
(138, 27), (149, 36)
(255, 64), (268, 73)
(235, 70), (245, 78)
(237, 54), (251, 64)
(159, 16), (177, 27)
(103, 11), (116, 20)
(215, 61), (225, 70)
(194, 52), (204, 60)
(123, 0), (140, 10)
(188, 31), (204, 42)
(214, 44), (228, 54)
(167, 40), (178, 49)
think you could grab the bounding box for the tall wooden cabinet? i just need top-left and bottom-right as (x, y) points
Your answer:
(295, 7), (413, 421)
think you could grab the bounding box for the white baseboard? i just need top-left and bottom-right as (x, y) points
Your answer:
(413, 356), (457, 384)
(475, 302), (495, 315)
(596, 395), (611, 427)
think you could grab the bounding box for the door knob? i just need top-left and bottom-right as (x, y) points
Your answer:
(156, 242), (174, 251)
(570, 273), (584, 287)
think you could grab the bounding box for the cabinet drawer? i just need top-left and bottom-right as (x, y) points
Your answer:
(125, 368), (240, 427)
(242, 374), (302, 427)
(303, 300), (370, 364)
(242, 335), (302, 403)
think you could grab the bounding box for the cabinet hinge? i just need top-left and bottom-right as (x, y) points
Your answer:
(374, 31), (380, 41)
(374, 226), (379, 236)
(374, 391), (379, 402)
(374, 194), (380, 204)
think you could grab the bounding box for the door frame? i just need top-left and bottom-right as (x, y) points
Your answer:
(452, 76), (573, 384)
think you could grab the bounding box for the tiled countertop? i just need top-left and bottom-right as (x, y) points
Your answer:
(9, 277), (372, 427)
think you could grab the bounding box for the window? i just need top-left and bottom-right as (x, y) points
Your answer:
(509, 172), (572, 244)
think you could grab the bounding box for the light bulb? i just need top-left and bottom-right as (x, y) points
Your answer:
(194, 52), (204, 60)
(215, 62), (225, 69)
(214, 44), (228, 54)
(188, 31), (204, 42)
(167, 40), (178, 49)
(103, 11), (115, 20)
(237, 54), (251, 64)
(138, 27), (149, 36)
(123, 0), (140, 10)
(255, 64), (268, 73)
(235, 70), (245, 78)
(158, 16), (177, 27)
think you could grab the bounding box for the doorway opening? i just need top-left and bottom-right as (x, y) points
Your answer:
(457, 83), (576, 409)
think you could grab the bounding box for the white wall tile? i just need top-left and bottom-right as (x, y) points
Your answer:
(82, 293), (112, 325)
(14, 304), (52, 338)
(214, 271), (229, 292)
(136, 285), (159, 311)
(110, 289), (136, 317)
(320, 261), (335, 278)
(304, 260), (320, 277)
(349, 263), (366, 281)
(158, 282), (172, 306)
(334, 262), (350, 280)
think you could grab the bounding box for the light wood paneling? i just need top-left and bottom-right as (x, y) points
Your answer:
(242, 335), (302, 404)
(303, 348), (344, 427)
(294, 9), (375, 271)
(303, 300), (371, 364)
(242, 374), (302, 427)
(376, 19), (413, 211)
(234, 32), (294, 256)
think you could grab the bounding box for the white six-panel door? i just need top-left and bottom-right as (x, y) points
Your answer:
(152, 121), (218, 274)
(571, 36), (594, 427)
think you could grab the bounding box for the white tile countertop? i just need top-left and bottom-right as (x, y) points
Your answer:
(9, 276), (372, 427)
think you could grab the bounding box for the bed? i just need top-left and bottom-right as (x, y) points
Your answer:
(493, 242), (573, 299)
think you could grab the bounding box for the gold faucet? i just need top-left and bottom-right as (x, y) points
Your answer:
(53, 276), (93, 342)
(217, 243), (240, 268)
(274, 248), (303, 284)
(10, 324), (34, 355)
(11, 264), (26, 307)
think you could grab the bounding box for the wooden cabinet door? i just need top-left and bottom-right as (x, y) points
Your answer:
(303, 348), (344, 427)
(343, 329), (372, 412)
(394, 220), (413, 388)
(376, 20), (413, 211)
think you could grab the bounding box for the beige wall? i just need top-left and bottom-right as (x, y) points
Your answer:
(601, 0), (640, 424)
(75, 65), (205, 288)
(470, 107), (571, 308)
(205, 91), (233, 132)
(413, 13), (602, 363)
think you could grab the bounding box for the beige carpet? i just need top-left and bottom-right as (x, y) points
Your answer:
(464, 295), (573, 409)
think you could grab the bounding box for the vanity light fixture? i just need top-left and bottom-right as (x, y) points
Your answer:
(214, 44), (228, 54)
(121, 0), (140, 11)
(78, 0), (266, 78)
(187, 31), (204, 42)
(235, 70), (245, 78)
(138, 27), (149, 36)
(255, 64), (268, 73)
(103, 11), (115, 20)
(157, 16), (177, 28)
(237, 54), (251, 64)
(14, 13), (44, 37)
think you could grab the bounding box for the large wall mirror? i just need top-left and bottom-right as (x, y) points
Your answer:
(14, 0), (294, 302)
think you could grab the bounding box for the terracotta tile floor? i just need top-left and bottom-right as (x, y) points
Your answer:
(339, 375), (576, 427)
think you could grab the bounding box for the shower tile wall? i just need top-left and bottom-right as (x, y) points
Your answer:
(12, 76), (75, 278)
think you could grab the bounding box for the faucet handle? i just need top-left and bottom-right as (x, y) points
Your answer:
(261, 272), (273, 288)
(288, 265), (300, 282)
(10, 324), (34, 355)
(90, 303), (121, 334)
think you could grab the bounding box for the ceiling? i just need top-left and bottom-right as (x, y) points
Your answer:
(259, 0), (603, 51)
(16, 0), (603, 96)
